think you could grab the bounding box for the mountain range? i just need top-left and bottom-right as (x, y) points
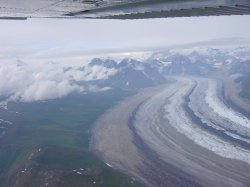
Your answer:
(82, 47), (250, 89)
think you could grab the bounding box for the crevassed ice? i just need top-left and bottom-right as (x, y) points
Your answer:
(205, 80), (250, 129)
(163, 78), (250, 164)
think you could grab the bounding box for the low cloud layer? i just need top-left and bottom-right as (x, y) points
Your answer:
(1, 44), (249, 104)
(65, 65), (117, 81)
(0, 60), (116, 103)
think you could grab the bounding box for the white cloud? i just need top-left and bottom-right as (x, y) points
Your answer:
(64, 65), (117, 82)
(0, 64), (31, 97)
(79, 65), (117, 81)
(1, 16), (250, 51)
(13, 80), (83, 102)
(0, 59), (115, 104)
(87, 85), (112, 92)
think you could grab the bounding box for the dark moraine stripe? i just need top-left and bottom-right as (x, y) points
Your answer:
(183, 81), (250, 150)
(219, 81), (250, 120)
(128, 100), (202, 187)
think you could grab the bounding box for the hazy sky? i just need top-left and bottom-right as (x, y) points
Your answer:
(0, 15), (249, 103)
(0, 15), (249, 64)
(1, 15), (250, 50)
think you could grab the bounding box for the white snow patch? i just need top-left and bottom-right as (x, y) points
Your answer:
(106, 163), (112, 167)
(160, 61), (172, 66)
(213, 62), (223, 67)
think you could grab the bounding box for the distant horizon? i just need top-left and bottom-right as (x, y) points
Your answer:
(1, 14), (250, 65)
(0, 37), (249, 66)
(1, 45), (249, 104)
(1, 16), (250, 48)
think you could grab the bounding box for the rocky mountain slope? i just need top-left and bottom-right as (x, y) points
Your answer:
(84, 47), (250, 89)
